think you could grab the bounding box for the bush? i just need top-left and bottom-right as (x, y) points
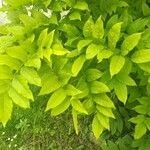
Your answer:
(0, 0), (150, 149)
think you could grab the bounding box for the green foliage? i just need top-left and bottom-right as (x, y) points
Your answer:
(0, 0), (150, 148)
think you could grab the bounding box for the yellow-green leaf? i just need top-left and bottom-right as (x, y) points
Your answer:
(96, 105), (115, 118)
(51, 98), (70, 116)
(0, 94), (13, 127)
(39, 71), (61, 95)
(77, 39), (92, 52)
(65, 84), (82, 96)
(74, 1), (89, 10)
(86, 44), (101, 59)
(72, 55), (86, 77)
(0, 55), (21, 70)
(0, 65), (13, 80)
(46, 88), (67, 111)
(114, 81), (127, 104)
(108, 22), (122, 49)
(86, 69), (103, 82)
(97, 112), (110, 130)
(121, 33), (141, 56)
(110, 55), (125, 77)
(93, 94), (115, 108)
(20, 67), (41, 86)
(97, 49), (113, 62)
(12, 76), (33, 100)
(131, 49), (150, 63)
(8, 87), (30, 108)
(72, 109), (79, 134)
(71, 99), (88, 114)
(134, 123), (147, 139)
(92, 16), (104, 40)
(92, 115), (104, 139)
(69, 11), (81, 21)
(91, 81), (110, 94)
(83, 16), (94, 38)
(6, 46), (28, 62)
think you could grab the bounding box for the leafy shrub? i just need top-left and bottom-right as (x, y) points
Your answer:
(0, 0), (150, 149)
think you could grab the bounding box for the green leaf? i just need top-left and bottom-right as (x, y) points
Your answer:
(97, 49), (113, 62)
(138, 63), (150, 73)
(133, 105), (147, 115)
(6, 46), (28, 62)
(5, 0), (31, 7)
(97, 112), (110, 130)
(0, 65), (13, 80)
(93, 94), (115, 108)
(121, 33), (141, 56)
(12, 75), (33, 100)
(127, 18), (148, 34)
(49, 13), (58, 25)
(0, 36), (14, 54)
(91, 81), (110, 94)
(69, 11), (81, 20)
(46, 88), (67, 110)
(0, 94), (13, 127)
(106, 15), (118, 30)
(43, 30), (55, 49)
(110, 55), (125, 77)
(114, 81), (127, 104)
(8, 87), (30, 108)
(142, 1), (150, 17)
(0, 80), (9, 95)
(134, 123), (147, 139)
(77, 39), (92, 52)
(145, 118), (150, 130)
(74, 1), (89, 10)
(0, 55), (21, 70)
(44, 0), (52, 7)
(131, 49), (150, 63)
(43, 48), (53, 61)
(76, 78), (89, 98)
(116, 74), (136, 86)
(83, 16), (94, 38)
(25, 57), (41, 69)
(129, 115), (145, 124)
(65, 84), (82, 96)
(86, 69), (103, 82)
(67, 49), (79, 58)
(97, 105), (115, 118)
(83, 97), (95, 114)
(51, 97), (70, 116)
(92, 16), (104, 40)
(52, 43), (70, 56)
(20, 67), (41, 86)
(108, 22), (122, 49)
(86, 44), (102, 59)
(137, 97), (150, 105)
(39, 70), (61, 95)
(92, 115), (104, 139)
(72, 55), (86, 77)
(71, 98), (88, 114)
(72, 109), (78, 134)
(108, 141), (119, 150)
(19, 14), (37, 31)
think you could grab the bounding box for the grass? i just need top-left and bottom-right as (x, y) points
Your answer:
(0, 92), (100, 150)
